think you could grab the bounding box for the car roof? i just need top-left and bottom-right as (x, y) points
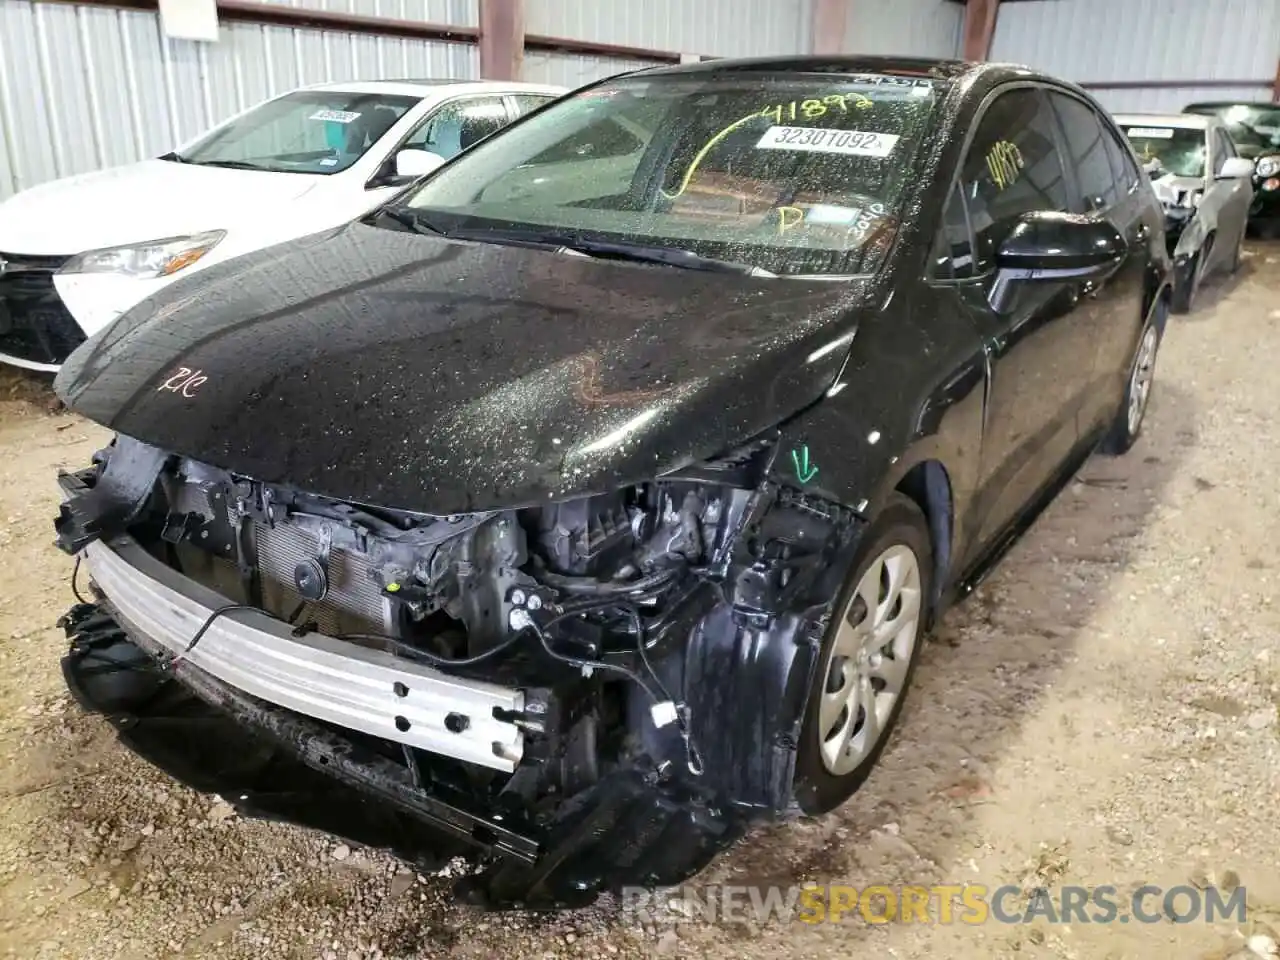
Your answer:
(298, 79), (564, 98)
(626, 54), (1105, 105)
(632, 53), (980, 81)
(1113, 113), (1212, 131)
(1185, 100), (1279, 109)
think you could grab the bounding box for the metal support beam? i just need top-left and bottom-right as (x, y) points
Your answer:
(478, 0), (523, 81)
(961, 0), (1000, 62)
(810, 0), (847, 56)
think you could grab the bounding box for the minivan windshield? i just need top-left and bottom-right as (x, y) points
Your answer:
(1120, 125), (1206, 178)
(169, 91), (421, 175)
(393, 72), (945, 276)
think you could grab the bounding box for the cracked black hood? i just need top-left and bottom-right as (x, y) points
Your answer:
(54, 221), (867, 513)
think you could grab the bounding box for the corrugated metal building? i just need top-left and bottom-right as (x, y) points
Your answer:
(3, 0), (1278, 201)
(844, 0), (962, 59)
(991, 0), (1280, 113)
(0, 0), (480, 197)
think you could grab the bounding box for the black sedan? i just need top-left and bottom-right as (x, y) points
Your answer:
(50, 55), (1172, 908)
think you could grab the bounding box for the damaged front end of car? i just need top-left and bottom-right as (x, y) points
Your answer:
(53, 431), (864, 908)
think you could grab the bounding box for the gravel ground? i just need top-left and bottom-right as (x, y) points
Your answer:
(1, 246), (1279, 960)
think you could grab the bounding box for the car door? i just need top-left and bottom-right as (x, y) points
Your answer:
(1046, 90), (1152, 434)
(1211, 126), (1251, 251)
(937, 85), (1100, 553)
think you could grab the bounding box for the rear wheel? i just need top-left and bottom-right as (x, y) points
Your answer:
(794, 493), (932, 815)
(1099, 304), (1163, 456)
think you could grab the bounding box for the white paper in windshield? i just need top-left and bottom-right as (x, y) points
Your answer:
(756, 126), (899, 157)
(310, 109), (362, 124)
(1127, 127), (1176, 139)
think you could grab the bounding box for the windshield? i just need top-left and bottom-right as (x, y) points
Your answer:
(1187, 104), (1280, 139)
(394, 71), (945, 276)
(171, 91), (421, 175)
(1121, 125), (1206, 178)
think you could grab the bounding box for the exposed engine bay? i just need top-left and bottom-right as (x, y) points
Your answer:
(54, 434), (863, 907)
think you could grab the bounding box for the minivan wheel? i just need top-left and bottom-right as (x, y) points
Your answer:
(1099, 305), (1163, 456)
(794, 493), (932, 815)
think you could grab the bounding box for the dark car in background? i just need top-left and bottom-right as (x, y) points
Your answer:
(1184, 100), (1280, 236)
(50, 55), (1171, 908)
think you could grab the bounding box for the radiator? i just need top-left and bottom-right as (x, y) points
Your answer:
(253, 520), (392, 637)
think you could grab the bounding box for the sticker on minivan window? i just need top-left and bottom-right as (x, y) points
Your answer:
(1126, 127), (1176, 139)
(755, 126), (899, 157)
(310, 109), (362, 124)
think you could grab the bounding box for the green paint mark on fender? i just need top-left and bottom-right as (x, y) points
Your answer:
(791, 445), (818, 484)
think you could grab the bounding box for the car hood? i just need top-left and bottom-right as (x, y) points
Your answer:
(0, 160), (322, 255)
(54, 222), (868, 514)
(1150, 171), (1203, 209)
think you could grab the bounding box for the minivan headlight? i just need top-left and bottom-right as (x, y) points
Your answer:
(1256, 156), (1280, 179)
(59, 231), (226, 279)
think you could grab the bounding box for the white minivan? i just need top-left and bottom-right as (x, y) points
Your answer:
(0, 78), (564, 371)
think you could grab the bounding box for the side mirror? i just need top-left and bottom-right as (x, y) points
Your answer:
(1218, 156), (1256, 180)
(989, 210), (1126, 312)
(395, 149), (446, 180)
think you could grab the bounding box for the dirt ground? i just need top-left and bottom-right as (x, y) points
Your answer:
(1, 246), (1279, 960)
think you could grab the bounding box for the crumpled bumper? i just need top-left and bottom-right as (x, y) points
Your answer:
(80, 535), (525, 772)
(57, 581), (741, 909)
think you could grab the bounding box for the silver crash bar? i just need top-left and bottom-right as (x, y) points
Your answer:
(81, 536), (525, 772)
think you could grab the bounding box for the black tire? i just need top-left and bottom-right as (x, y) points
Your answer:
(793, 493), (933, 816)
(1099, 300), (1165, 456)
(1170, 252), (1197, 314)
(1228, 226), (1245, 274)
(1172, 234), (1212, 314)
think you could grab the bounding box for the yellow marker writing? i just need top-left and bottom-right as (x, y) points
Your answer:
(986, 140), (1024, 191)
(777, 206), (805, 234)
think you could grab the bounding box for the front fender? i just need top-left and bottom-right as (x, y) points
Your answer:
(1173, 211), (1211, 261)
(764, 337), (988, 524)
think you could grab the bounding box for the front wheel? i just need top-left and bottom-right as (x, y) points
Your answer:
(793, 493), (933, 815)
(1098, 304), (1163, 456)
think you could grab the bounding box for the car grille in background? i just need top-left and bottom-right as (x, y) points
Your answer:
(0, 252), (85, 366)
(253, 520), (392, 638)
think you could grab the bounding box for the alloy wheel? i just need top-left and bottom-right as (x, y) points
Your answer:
(1127, 325), (1159, 437)
(818, 544), (923, 776)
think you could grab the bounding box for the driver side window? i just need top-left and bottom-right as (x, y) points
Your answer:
(958, 87), (1071, 274)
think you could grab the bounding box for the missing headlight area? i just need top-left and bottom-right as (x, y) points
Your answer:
(53, 433), (863, 908)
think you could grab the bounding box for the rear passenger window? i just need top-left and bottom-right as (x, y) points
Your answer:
(960, 88), (1071, 274)
(1049, 92), (1120, 212)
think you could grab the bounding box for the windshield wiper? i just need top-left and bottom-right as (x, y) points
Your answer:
(366, 207), (449, 236)
(439, 226), (774, 276)
(554, 237), (776, 277)
(189, 159), (271, 171)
